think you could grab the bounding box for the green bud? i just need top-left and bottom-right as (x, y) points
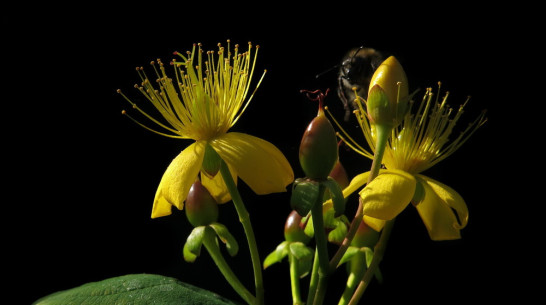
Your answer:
(284, 210), (311, 243)
(299, 96), (338, 179)
(185, 180), (219, 227)
(201, 143), (221, 178)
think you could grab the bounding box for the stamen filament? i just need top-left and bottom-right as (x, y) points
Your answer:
(118, 41), (264, 141)
(121, 111), (186, 139)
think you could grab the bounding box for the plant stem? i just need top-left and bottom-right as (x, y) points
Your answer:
(306, 250), (320, 305)
(338, 251), (367, 305)
(329, 125), (391, 271)
(219, 160), (264, 305)
(309, 185), (329, 305)
(347, 219), (395, 305)
(202, 227), (257, 305)
(289, 253), (304, 305)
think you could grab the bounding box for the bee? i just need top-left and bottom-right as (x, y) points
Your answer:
(337, 47), (384, 121)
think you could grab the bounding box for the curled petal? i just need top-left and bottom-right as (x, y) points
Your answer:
(360, 169), (416, 220)
(363, 215), (387, 232)
(151, 141), (205, 218)
(415, 175), (469, 240)
(210, 132), (294, 195)
(323, 171), (370, 211)
(201, 164), (237, 204)
(343, 171), (371, 198)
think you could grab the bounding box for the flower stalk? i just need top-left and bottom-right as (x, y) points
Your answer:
(348, 220), (395, 305)
(219, 159), (264, 305)
(329, 124), (390, 271)
(308, 185), (329, 305)
(201, 226), (257, 305)
(289, 253), (304, 305)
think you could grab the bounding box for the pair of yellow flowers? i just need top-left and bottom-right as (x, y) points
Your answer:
(119, 41), (485, 241)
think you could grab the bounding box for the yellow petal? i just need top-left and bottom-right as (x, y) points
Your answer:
(414, 175), (469, 240)
(360, 169), (416, 220)
(363, 215), (387, 232)
(151, 141), (205, 218)
(323, 171), (370, 210)
(201, 164), (237, 204)
(343, 171), (371, 198)
(210, 132), (294, 194)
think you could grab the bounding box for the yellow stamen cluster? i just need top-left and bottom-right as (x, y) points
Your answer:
(331, 82), (487, 174)
(118, 41), (266, 141)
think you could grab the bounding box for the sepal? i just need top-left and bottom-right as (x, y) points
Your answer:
(289, 242), (314, 278)
(291, 179), (320, 217)
(263, 241), (290, 269)
(323, 176), (345, 217)
(209, 222), (239, 257)
(183, 226), (207, 262)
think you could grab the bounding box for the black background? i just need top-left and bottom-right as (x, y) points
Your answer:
(4, 4), (533, 304)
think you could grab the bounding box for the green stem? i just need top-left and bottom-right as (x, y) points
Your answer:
(348, 219), (395, 305)
(289, 253), (304, 305)
(338, 252), (367, 305)
(202, 227), (257, 305)
(309, 185), (329, 305)
(367, 125), (390, 183)
(306, 250), (320, 305)
(219, 160), (264, 305)
(329, 125), (391, 271)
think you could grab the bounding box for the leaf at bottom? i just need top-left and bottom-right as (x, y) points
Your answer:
(33, 273), (240, 305)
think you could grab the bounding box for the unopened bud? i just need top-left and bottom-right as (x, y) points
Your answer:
(367, 56), (409, 127)
(299, 91), (338, 179)
(329, 160), (350, 190)
(284, 210), (311, 243)
(201, 143), (221, 178)
(185, 180), (219, 227)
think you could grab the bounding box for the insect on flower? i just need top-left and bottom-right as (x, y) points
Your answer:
(337, 46), (384, 121)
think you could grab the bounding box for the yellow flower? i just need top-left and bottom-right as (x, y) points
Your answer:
(119, 41), (294, 218)
(333, 84), (486, 240)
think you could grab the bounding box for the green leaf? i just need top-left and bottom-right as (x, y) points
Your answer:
(289, 242), (314, 278)
(183, 226), (207, 262)
(33, 273), (239, 305)
(289, 242), (313, 260)
(209, 223), (239, 257)
(363, 247), (383, 283)
(338, 246), (360, 266)
(323, 177), (345, 216)
(291, 180), (320, 216)
(327, 217), (348, 244)
(183, 243), (198, 263)
(323, 208), (336, 229)
(263, 241), (290, 269)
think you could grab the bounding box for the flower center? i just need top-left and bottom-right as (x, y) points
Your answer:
(118, 41), (266, 141)
(330, 83), (487, 174)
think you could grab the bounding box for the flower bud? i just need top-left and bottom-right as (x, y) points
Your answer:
(201, 143), (221, 178)
(323, 160), (350, 203)
(299, 92), (338, 179)
(284, 210), (311, 243)
(185, 180), (219, 227)
(329, 160), (350, 190)
(367, 56), (409, 127)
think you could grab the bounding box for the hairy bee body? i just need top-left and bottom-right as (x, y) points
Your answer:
(337, 47), (384, 121)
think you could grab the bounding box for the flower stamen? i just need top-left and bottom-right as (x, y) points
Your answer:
(329, 81), (486, 175)
(118, 41), (266, 141)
